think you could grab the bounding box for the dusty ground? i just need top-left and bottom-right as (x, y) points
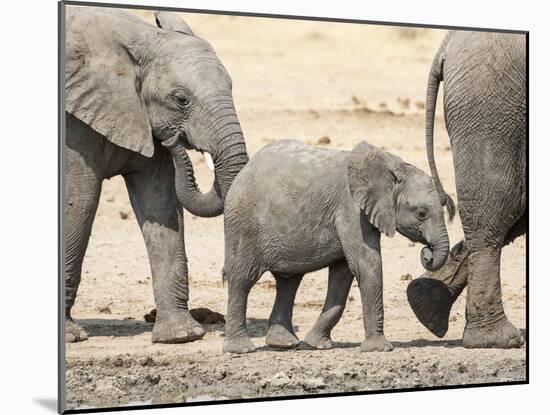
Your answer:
(65, 8), (526, 411)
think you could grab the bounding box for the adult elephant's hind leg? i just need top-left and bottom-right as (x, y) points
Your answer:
(265, 274), (303, 349)
(462, 245), (524, 348)
(457, 165), (525, 348)
(305, 261), (354, 350)
(124, 150), (205, 344)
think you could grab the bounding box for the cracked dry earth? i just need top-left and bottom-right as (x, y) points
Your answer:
(64, 8), (526, 411)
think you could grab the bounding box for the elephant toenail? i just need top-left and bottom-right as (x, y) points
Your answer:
(194, 327), (203, 335)
(178, 331), (188, 338)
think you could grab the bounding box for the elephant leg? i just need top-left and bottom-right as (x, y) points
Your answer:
(124, 151), (205, 344)
(407, 240), (469, 338)
(222, 261), (261, 354)
(457, 190), (524, 347)
(265, 274), (303, 349)
(305, 261), (354, 350)
(462, 244), (524, 348)
(338, 217), (393, 352)
(65, 141), (103, 343)
(408, 210), (525, 339)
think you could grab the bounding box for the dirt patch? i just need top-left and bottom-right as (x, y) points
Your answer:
(66, 344), (525, 410)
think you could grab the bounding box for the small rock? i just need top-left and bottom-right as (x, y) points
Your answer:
(269, 372), (291, 388)
(458, 362), (468, 373)
(317, 136), (331, 145)
(408, 242), (416, 247)
(400, 273), (413, 281)
(119, 211), (129, 220)
(190, 308), (226, 324)
(97, 306), (112, 314)
(449, 315), (457, 322)
(415, 101), (425, 110)
(143, 309), (157, 323)
(125, 376), (137, 387)
(397, 97), (410, 109)
(139, 356), (155, 367)
(123, 316), (135, 321)
(143, 307), (225, 324)
(302, 377), (326, 391)
(106, 197), (115, 203)
(216, 368), (227, 380)
(145, 374), (161, 384)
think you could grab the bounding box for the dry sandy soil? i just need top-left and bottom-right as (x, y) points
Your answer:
(65, 8), (526, 411)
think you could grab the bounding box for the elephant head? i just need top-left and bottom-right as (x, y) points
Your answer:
(65, 8), (248, 217)
(348, 141), (453, 272)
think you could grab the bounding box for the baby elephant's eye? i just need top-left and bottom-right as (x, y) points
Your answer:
(416, 209), (428, 220)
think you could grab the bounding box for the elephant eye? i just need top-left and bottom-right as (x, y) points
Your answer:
(416, 208), (428, 219)
(174, 94), (190, 109)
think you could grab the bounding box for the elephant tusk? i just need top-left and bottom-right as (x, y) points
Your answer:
(204, 152), (215, 171)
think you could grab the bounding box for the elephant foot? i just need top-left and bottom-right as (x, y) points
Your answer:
(407, 277), (454, 338)
(151, 310), (206, 344)
(462, 317), (524, 349)
(360, 335), (393, 352)
(223, 334), (256, 354)
(265, 324), (300, 349)
(304, 331), (334, 350)
(66, 318), (88, 343)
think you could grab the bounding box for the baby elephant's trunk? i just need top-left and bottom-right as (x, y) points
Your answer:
(407, 240), (468, 337)
(420, 224), (450, 272)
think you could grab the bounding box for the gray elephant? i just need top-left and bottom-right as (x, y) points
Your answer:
(64, 8), (248, 343)
(407, 31), (526, 348)
(221, 140), (453, 353)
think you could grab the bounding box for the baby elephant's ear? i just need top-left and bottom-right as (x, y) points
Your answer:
(347, 141), (399, 237)
(154, 11), (194, 35)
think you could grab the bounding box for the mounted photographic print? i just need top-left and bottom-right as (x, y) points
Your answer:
(59, 1), (528, 412)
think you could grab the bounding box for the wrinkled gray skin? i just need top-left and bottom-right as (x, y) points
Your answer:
(65, 8), (248, 343)
(222, 140), (452, 353)
(407, 31), (526, 348)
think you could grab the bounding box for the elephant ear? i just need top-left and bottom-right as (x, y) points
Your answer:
(65, 9), (154, 157)
(154, 11), (194, 35)
(347, 141), (401, 237)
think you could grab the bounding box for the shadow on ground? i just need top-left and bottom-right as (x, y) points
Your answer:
(77, 317), (272, 339)
(77, 319), (153, 337)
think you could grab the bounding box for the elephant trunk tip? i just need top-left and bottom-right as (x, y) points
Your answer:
(420, 245), (448, 272)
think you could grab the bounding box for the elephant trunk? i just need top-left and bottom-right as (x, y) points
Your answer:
(420, 225), (450, 272)
(408, 240), (468, 338)
(164, 114), (248, 218)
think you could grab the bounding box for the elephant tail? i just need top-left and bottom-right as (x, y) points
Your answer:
(426, 32), (456, 221)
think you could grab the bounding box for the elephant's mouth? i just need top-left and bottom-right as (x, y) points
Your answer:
(163, 130), (215, 170)
(177, 130), (194, 150)
(397, 226), (426, 245)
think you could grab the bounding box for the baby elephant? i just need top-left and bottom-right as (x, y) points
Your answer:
(222, 140), (452, 353)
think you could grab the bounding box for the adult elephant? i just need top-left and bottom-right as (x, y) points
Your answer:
(407, 31), (526, 348)
(64, 8), (248, 343)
